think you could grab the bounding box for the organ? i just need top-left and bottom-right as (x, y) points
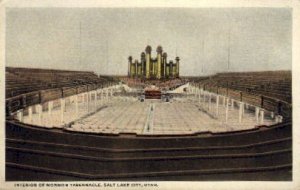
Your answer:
(128, 45), (180, 79)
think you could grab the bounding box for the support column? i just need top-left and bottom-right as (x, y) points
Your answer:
(260, 110), (264, 125)
(223, 96), (226, 107)
(255, 107), (260, 123)
(275, 115), (279, 123)
(216, 95), (219, 116)
(84, 93), (87, 103)
(198, 90), (201, 104)
(36, 104), (42, 125)
(101, 90), (104, 104)
(231, 99), (234, 109)
(106, 89), (109, 102)
(208, 93), (212, 111)
(203, 91), (206, 108)
(94, 91), (97, 110)
(245, 104), (249, 110)
(239, 102), (243, 123)
(48, 101), (53, 116)
(48, 101), (53, 127)
(225, 98), (229, 123)
(110, 88), (113, 97)
(75, 95), (79, 118)
(60, 98), (65, 125)
(270, 112), (274, 119)
(89, 91), (93, 110)
(17, 109), (23, 122)
(279, 115), (283, 123)
(28, 106), (33, 123)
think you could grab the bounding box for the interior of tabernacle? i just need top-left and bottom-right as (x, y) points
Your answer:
(5, 8), (293, 181)
(7, 46), (290, 136)
(15, 82), (280, 135)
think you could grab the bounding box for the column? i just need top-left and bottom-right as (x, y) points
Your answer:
(225, 98), (229, 123)
(17, 109), (23, 122)
(110, 88), (113, 97)
(60, 98), (65, 124)
(106, 89), (109, 102)
(255, 107), (260, 123)
(94, 91), (97, 110)
(260, 110), (264, 125)
(239, 102), (243, 123)
(208, 93), (212, 111)
(101, 90), (104, 104)
(48, 101), (53, 116)
(89, 91), (93, 110)
(198, 89), (201, 104)
(216, 95), (219, 116)
(84, 93), (86, 103)
(275, 115), (279, 123)
(241, 103), (244, 117)
(245, 104), (249, 109)
(204, 91), (207, 108)
(223, 96), (226, 107)
(75, 95), (79, 118)
(84, 92), (88, 112)
(36, 104), (42, 125)
(279, 115), (283, 123)
(231, 99), (234, 109)
(48, 101), (53, 127)
(96, 90), (100, 108)
(270, 112), (274, 119)
(28, 106), (33, 123)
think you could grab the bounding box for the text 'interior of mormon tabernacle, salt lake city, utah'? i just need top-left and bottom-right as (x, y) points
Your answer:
(4, 7), (292, 181)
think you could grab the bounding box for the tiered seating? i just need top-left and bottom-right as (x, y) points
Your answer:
(6, 71), (49, 97)
(6, 120), (291, 180)
(120, 77), (186, 91)
(6, 67), (111, 98)
(188, 71), (292, 103)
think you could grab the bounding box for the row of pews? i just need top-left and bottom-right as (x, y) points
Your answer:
(186, 71), (292, 119)
(187, 71), (291, 103)
(6, 67), (110, 98)
(6, 120), (292, 181)
(5, 67), (119, 117)
(5, 69), (293, 181)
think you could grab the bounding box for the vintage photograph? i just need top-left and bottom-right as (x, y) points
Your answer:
(1, 1), (296, 187)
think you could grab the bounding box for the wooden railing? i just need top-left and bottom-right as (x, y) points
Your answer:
(191, 83), (292, 119)
(5, 82), (117, 116)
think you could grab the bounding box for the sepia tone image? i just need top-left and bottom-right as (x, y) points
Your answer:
(4, 7), (292, 181)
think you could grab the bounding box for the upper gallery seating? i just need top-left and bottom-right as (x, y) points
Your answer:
(188, 71), (292, 103)
(6, 67), (112, 98)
